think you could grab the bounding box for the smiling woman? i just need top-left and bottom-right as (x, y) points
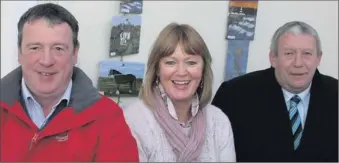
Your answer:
(157, 45), (204, 108)
(122, 22), (236, 162)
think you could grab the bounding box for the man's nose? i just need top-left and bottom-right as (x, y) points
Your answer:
(39, 50), (55, 67)
(293, 52), (304, 68)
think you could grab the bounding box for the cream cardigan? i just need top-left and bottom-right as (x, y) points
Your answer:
(123, 99), (236, 162)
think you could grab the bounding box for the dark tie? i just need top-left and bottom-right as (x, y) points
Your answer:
(289, 95), (302, 150)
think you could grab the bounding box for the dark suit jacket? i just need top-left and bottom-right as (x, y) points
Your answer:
(212, 67), (338, 162)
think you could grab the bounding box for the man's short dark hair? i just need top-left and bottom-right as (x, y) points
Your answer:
(17, 3), (79, 50)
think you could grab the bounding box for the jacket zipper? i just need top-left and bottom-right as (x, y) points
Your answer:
(29, 133), (39, 151)
(27, 101), (67, 152)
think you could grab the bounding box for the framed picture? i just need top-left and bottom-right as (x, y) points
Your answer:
(109, 15), (142, 57)
(225, 40), (250, 81)
(120, 0), (143, 14)
(97, 60), (145, 97)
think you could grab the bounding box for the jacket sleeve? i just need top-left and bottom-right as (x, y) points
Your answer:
(212, 81), (234, 117)
(93, 104), (139, 162)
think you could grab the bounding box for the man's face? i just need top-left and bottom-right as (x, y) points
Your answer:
(270, 32), (322, 93)
(18, 18), (78, 99)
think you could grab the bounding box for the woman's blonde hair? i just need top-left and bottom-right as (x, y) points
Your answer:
(139, 22), (213, 109)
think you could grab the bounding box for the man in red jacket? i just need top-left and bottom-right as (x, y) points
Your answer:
(0, 3), (139, 162)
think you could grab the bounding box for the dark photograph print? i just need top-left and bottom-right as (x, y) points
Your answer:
(109, 15), (142, 57)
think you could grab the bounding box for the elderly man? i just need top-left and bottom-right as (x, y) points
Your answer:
(0, 3), (139, 162)
(212, 21), (338, 162)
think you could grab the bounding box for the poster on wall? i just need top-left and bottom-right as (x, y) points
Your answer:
(224, 40), (250, 81)
(109, 15), (142, 57)
(225, 0), (258, 40)
(97, 60), (145, 98)
(120, 0), (143, 14)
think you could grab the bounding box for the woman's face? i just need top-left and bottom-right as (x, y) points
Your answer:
(158, 44), (204, 103)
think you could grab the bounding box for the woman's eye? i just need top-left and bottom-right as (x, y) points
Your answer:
(165, 61), (176, 65)
(186, 61), (197, 65)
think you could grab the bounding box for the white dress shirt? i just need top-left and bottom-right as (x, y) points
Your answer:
(282, 84), (311, 128)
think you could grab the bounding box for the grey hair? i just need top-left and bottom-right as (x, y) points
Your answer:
(270, 21), (322, 56)
(17, 3), (79, 51)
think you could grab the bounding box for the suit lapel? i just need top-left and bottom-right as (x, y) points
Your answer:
(298, 70), (324, 150)
(263, 68), (295, 151)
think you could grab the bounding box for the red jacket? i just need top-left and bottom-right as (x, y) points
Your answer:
(0, 67), (139, 162)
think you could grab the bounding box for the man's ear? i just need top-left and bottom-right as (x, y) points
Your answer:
(269, 51), (277, 68)
(72, 47), (79, 66)
(18, 48), (23, 65)
(316, 51), (323, 67)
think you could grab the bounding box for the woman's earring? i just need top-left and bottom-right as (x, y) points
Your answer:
(156, 77), (160, 86)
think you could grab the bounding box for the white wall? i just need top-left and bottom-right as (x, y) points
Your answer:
(1, 1), (38, 78)
(1, 1), (338, 106)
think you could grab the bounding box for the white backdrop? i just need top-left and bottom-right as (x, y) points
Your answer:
(1, 1), (338, 106)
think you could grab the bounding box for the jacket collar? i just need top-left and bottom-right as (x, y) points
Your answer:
(0, 66), (101, 112)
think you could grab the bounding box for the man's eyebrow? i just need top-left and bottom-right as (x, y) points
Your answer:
(25, 42), (41, 47)
(282, 47), (296, 51)
(53, 43), (69, 49)
(24, 43), (70, 49)
(302, 48), (315, 52)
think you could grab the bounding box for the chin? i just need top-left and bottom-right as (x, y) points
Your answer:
(35, 86), (57, 95)
(295, 79), (310, 86)
(290, 83), (308, 91)
(169, 94), (192, 102)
